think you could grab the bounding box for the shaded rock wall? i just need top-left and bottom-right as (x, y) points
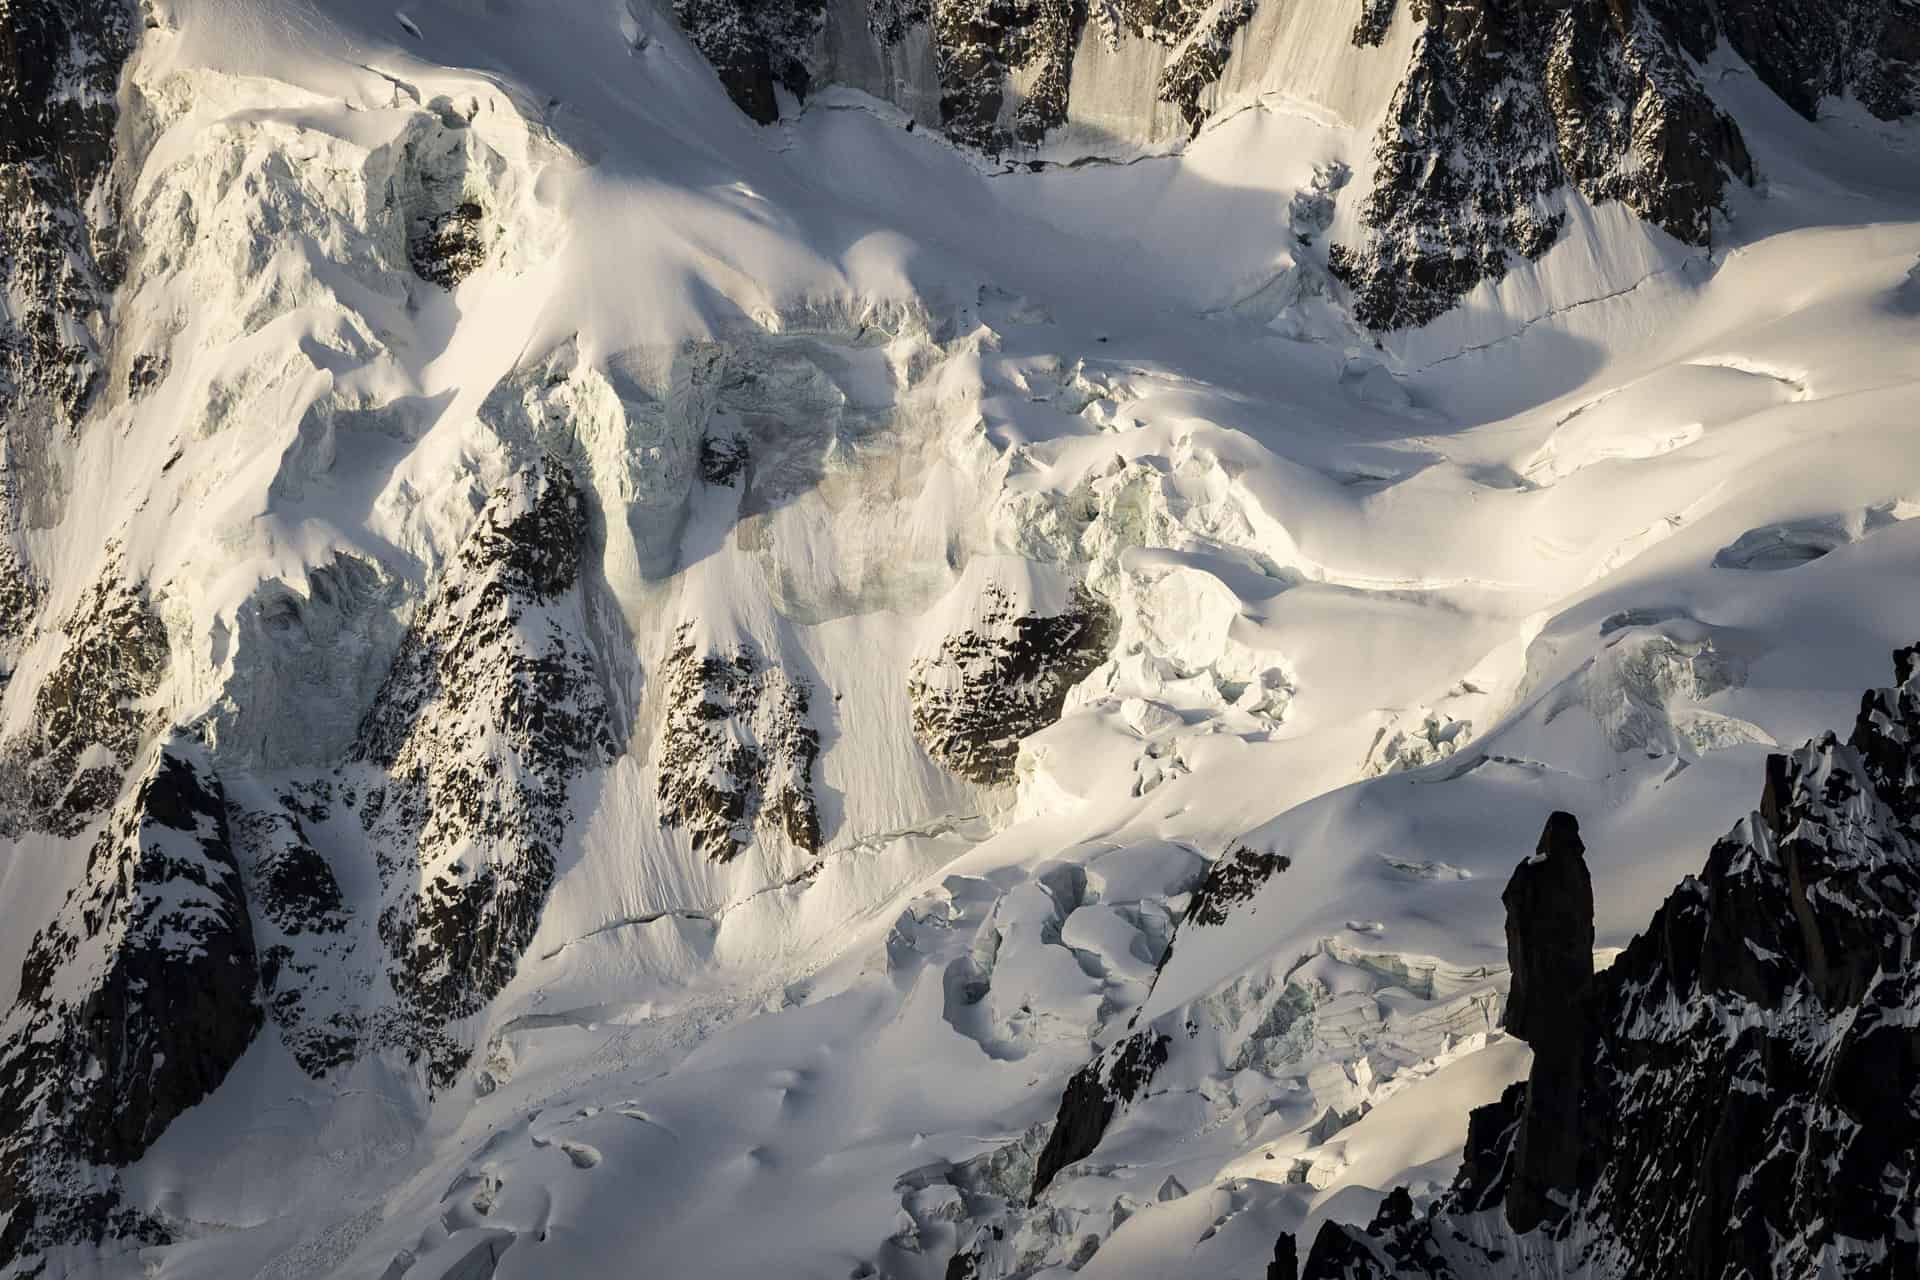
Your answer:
(0, 740), (262, 1268)
(1301, 644), (1920, 1278)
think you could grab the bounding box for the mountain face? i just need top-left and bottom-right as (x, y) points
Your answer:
(351, 460), (616, 1087)
(0, 739), (258, 1265)
(0, 0), (1916, 1277)
(0, 0), (138, 672)
(1294, 648), (1920, 1278)
(686, 0), (1916, 328)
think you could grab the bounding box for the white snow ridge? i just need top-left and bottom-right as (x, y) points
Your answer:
(0, 0), (1918, 1277)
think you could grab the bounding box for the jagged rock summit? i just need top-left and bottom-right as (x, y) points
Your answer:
(1298, 647), (1920, 1278)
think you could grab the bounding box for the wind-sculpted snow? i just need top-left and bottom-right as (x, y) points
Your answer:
(353, 462), (615, 1089)
(0, 739), (260, 1269)
(1299, 648), (1920, 1278)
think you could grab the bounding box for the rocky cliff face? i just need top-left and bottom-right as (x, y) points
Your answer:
(656, 626), (823, 862)
(909, 583), (1115, 786)
(0, 0), (139, 665)
(681, 0), (1266, 152)
(1297, 646), (1920, 1278)
(353, 461), (615, 1089)
(0, 0), (136, 428)
(0, 739), (261, 1269)
(676, 0), (828, 125)
(0, 563), (170, 838)
(1331, 0), (1756, 329)
(1334, 0), (1920, 328)
(232, 789), (361, 1078)
(677, 0), (1917, 331)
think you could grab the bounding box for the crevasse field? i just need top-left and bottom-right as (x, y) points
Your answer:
(3, 0), (1918, 1277)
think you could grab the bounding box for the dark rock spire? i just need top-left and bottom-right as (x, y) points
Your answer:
(1499, 810), (1595, 1232)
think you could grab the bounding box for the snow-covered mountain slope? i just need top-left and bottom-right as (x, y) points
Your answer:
(0, 0), (1917, 1276)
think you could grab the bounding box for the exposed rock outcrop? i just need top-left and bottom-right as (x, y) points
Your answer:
(0, 0), (138, 428)
(354, 461), (615, 1088)
(0, 739), (262, 1268)
(909, 583), (1115, 786)
(232, 787), (362, 1077)
(690, 0), (1266, 153)
(1268, 1231), (1299, 1280)
(398, 105), (502, 288)
(1331, 0), (1752, 330)
(674, 0), (828, 124)
(0, 563), (170, 837)
(925, 0), (1083, 151)
(1029, 1029), (1170, 1202)
(672, 0), (1917, 332)
(1336, 0), (1917, 330)
(0, 0), (139, 672)
(1100, 0), (1263, 138)
(1182, 843), (1291, 929)
(1301, 645), (1920, 1277)
(655, 626), (823, 862)
(1497, 810), (1593, 1233)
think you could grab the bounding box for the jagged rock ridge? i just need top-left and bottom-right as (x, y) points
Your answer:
(353, 460), (615, 1088)
(1331, 0), (1753, 329)
(1298, 645), (1920, 1277)
(0, 740), (262, 1269)
(0, 563), (169, 838)
(1336, 0), (1917, 329)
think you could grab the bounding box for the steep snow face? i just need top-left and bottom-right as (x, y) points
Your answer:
(0, 1), (1915, 1278)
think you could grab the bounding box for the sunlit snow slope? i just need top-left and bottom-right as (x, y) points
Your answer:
(0, 0), (1917, 1277)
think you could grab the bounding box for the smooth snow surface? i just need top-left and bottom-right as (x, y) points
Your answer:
(5, 1), (1919, 1277)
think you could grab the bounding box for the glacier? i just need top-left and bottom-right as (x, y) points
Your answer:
(0, 0), (1916, 1276)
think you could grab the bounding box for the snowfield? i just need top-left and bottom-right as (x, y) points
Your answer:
(1, 0), (1917, 1277)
